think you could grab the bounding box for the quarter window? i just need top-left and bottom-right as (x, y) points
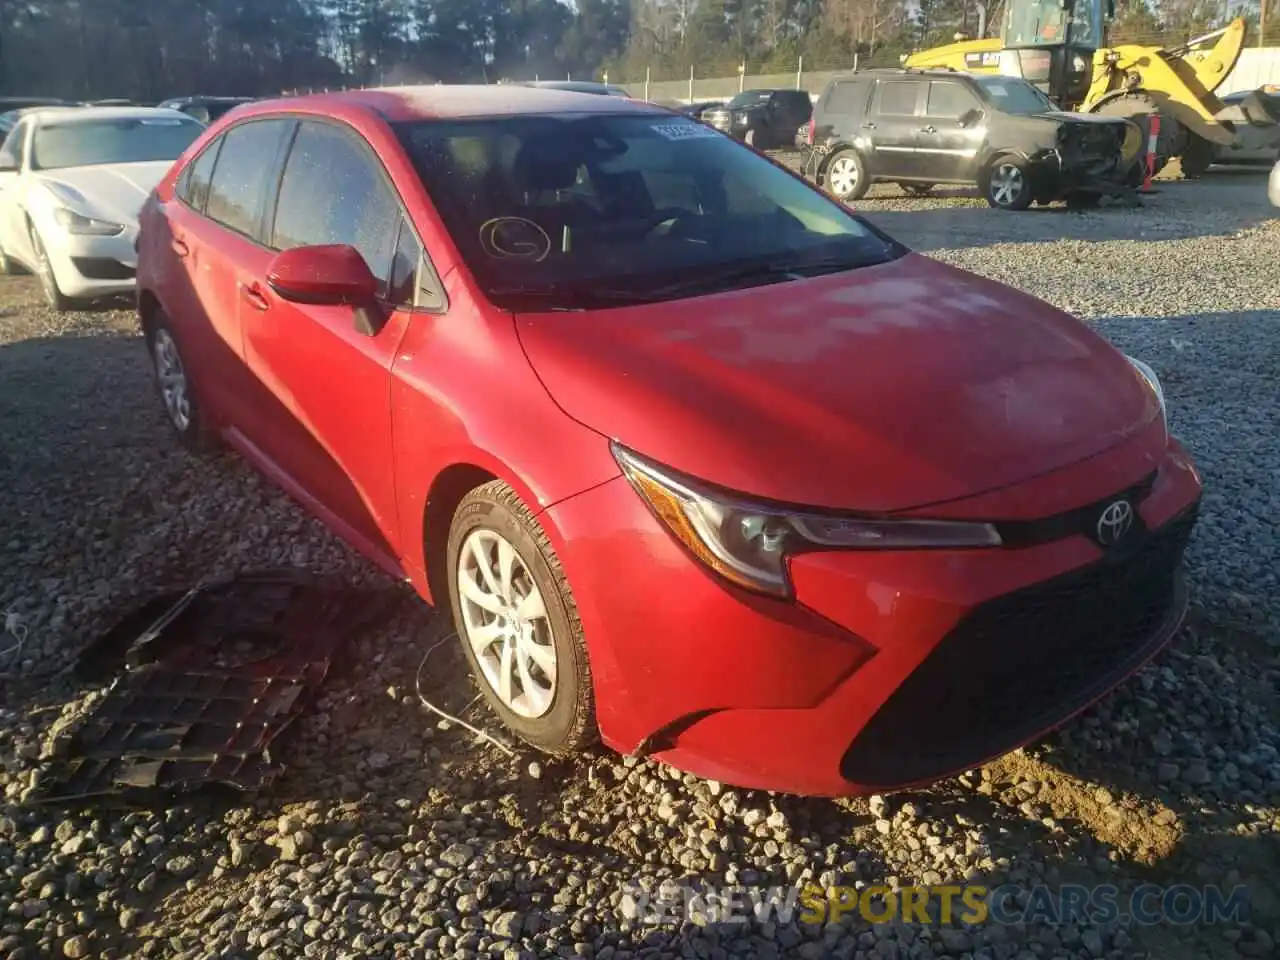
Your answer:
(271, 121), (403, 299)
(927, 82), (979, 119)
(875, 81), (920, 116)
(177, 139), (221, 213)
(206, 120), (290, 239)
(825, 80), (872, 116)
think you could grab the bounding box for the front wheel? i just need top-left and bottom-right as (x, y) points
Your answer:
(446, 480), (597, 756)
(1179, 133), (1215, 179)
(983, 157), (1034, 210)
(824, 148), (869, 202)
(29, 228), (71, 311)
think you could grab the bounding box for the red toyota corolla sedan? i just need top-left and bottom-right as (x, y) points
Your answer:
(135, 86), (1202, 796)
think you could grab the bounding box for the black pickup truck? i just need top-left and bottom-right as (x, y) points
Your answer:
(799, 68), (1138, 210)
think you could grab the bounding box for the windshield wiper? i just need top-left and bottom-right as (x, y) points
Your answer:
(641, 252), (876, 300)
(487, 251), (883, 310)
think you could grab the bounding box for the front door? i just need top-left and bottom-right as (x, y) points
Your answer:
(0, 121), (34, 266)
(866, 79), (926, 179)
(239, 119), (423, 565)
(916, 81), (986, 182)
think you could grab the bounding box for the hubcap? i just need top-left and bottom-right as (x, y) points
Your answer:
(152, 329), (191, 431)
(456, 529), (556, 719)
(990, 164), (1025, 206)
(828, 157), (860, 197)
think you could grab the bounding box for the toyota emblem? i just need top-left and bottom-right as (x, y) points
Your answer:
(1096, 500), (1134, 546)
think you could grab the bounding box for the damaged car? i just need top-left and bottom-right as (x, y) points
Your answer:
(801, 68), (1139, 209)
(136, 86), (1201, 796)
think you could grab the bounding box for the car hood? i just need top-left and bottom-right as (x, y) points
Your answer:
(33, 161), (173, 225)
(515, 254), (1160, 512)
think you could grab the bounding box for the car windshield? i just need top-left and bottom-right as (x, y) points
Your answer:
(395, 113), (901, 310)
(974, 76), (1055, 114)
(31, 115), (203, 170)
(729, 91), (770, 108)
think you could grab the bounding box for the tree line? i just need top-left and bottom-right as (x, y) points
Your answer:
(0, 0), (1272, 100)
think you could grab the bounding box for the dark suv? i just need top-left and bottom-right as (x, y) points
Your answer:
(701, 89), (813, 149)
(800, 69), (1135, 210)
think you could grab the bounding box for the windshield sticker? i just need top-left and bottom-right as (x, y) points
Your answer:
(651, 121), (721, 141)
(987, 86), (1009, 97)
(479, 217), (551, 262)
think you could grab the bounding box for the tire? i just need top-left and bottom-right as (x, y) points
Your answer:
(1179, 133), (1214, 179)
(983, 156), (1034, 210)
(900, 182), (934, 196)
(145, 311), (219, 452)
(1065, 191), (1101, 209)
(824, 148), (869, 202)
(29, 228), (72, 312)
(446, 480), (596, 756)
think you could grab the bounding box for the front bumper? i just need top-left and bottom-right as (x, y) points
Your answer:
(44, 226), (138, 299)
(545, 434), (1202, 796)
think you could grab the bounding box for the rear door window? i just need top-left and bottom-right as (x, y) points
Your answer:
(824, 79), (872, 117)
(874, 81), (922, 117)
(270, 120), (410, 303)
(205, 119), (292, 240)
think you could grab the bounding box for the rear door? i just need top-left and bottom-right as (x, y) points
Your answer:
(866, 79), (926, 178)
(242, 118), (442, 562)
(169, 117), (294, 434)
(917, 80), (986, 182)
(816, 77), (873, 146)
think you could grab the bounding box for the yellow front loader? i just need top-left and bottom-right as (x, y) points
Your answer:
(904, 0), (1261, 176)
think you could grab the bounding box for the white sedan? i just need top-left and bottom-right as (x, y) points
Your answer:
(0, 106), (203, 310)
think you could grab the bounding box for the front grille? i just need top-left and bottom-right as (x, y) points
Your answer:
(72, 257), (136, 280)
(839, 503), (1199, 787)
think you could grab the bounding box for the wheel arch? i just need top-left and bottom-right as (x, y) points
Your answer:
(137, 289), (162, 340)
(419, 458), (548, 611)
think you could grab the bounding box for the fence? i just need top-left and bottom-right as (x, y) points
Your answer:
(615, 47), (1280, 104)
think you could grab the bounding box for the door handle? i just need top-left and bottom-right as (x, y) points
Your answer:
(920, 125), (938, 134)
(171, 238), (189, 258)
(240, 282), (269, 312)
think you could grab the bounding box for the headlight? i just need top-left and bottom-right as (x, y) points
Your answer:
(53, 208), (125, 236)
(612, 443), (1002, 598)
(1125, 355), (1165, 416)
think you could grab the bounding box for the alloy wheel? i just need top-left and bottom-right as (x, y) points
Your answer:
(31, 232), (59, 305)
(989, 163), (1025, 207)
(152, 328), (191, 432)
(456, 528), (557, 719)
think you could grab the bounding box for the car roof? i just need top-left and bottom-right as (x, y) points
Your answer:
(33, 105), (196, 126)
(240, 84), (665, 123)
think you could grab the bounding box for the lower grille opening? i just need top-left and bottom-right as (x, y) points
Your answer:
(840, 505), (1199, 788)
(72, 257), (136, 281)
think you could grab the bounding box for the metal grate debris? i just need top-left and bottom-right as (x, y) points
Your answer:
(29, 570), (396, 805)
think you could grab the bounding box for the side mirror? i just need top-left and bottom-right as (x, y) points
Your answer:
(958, 108), (983, 127)
(267, 244), (377, 304)
(266, 244), (384, 334)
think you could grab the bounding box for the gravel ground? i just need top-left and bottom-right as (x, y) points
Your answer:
(0, 171), (1278, 960)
